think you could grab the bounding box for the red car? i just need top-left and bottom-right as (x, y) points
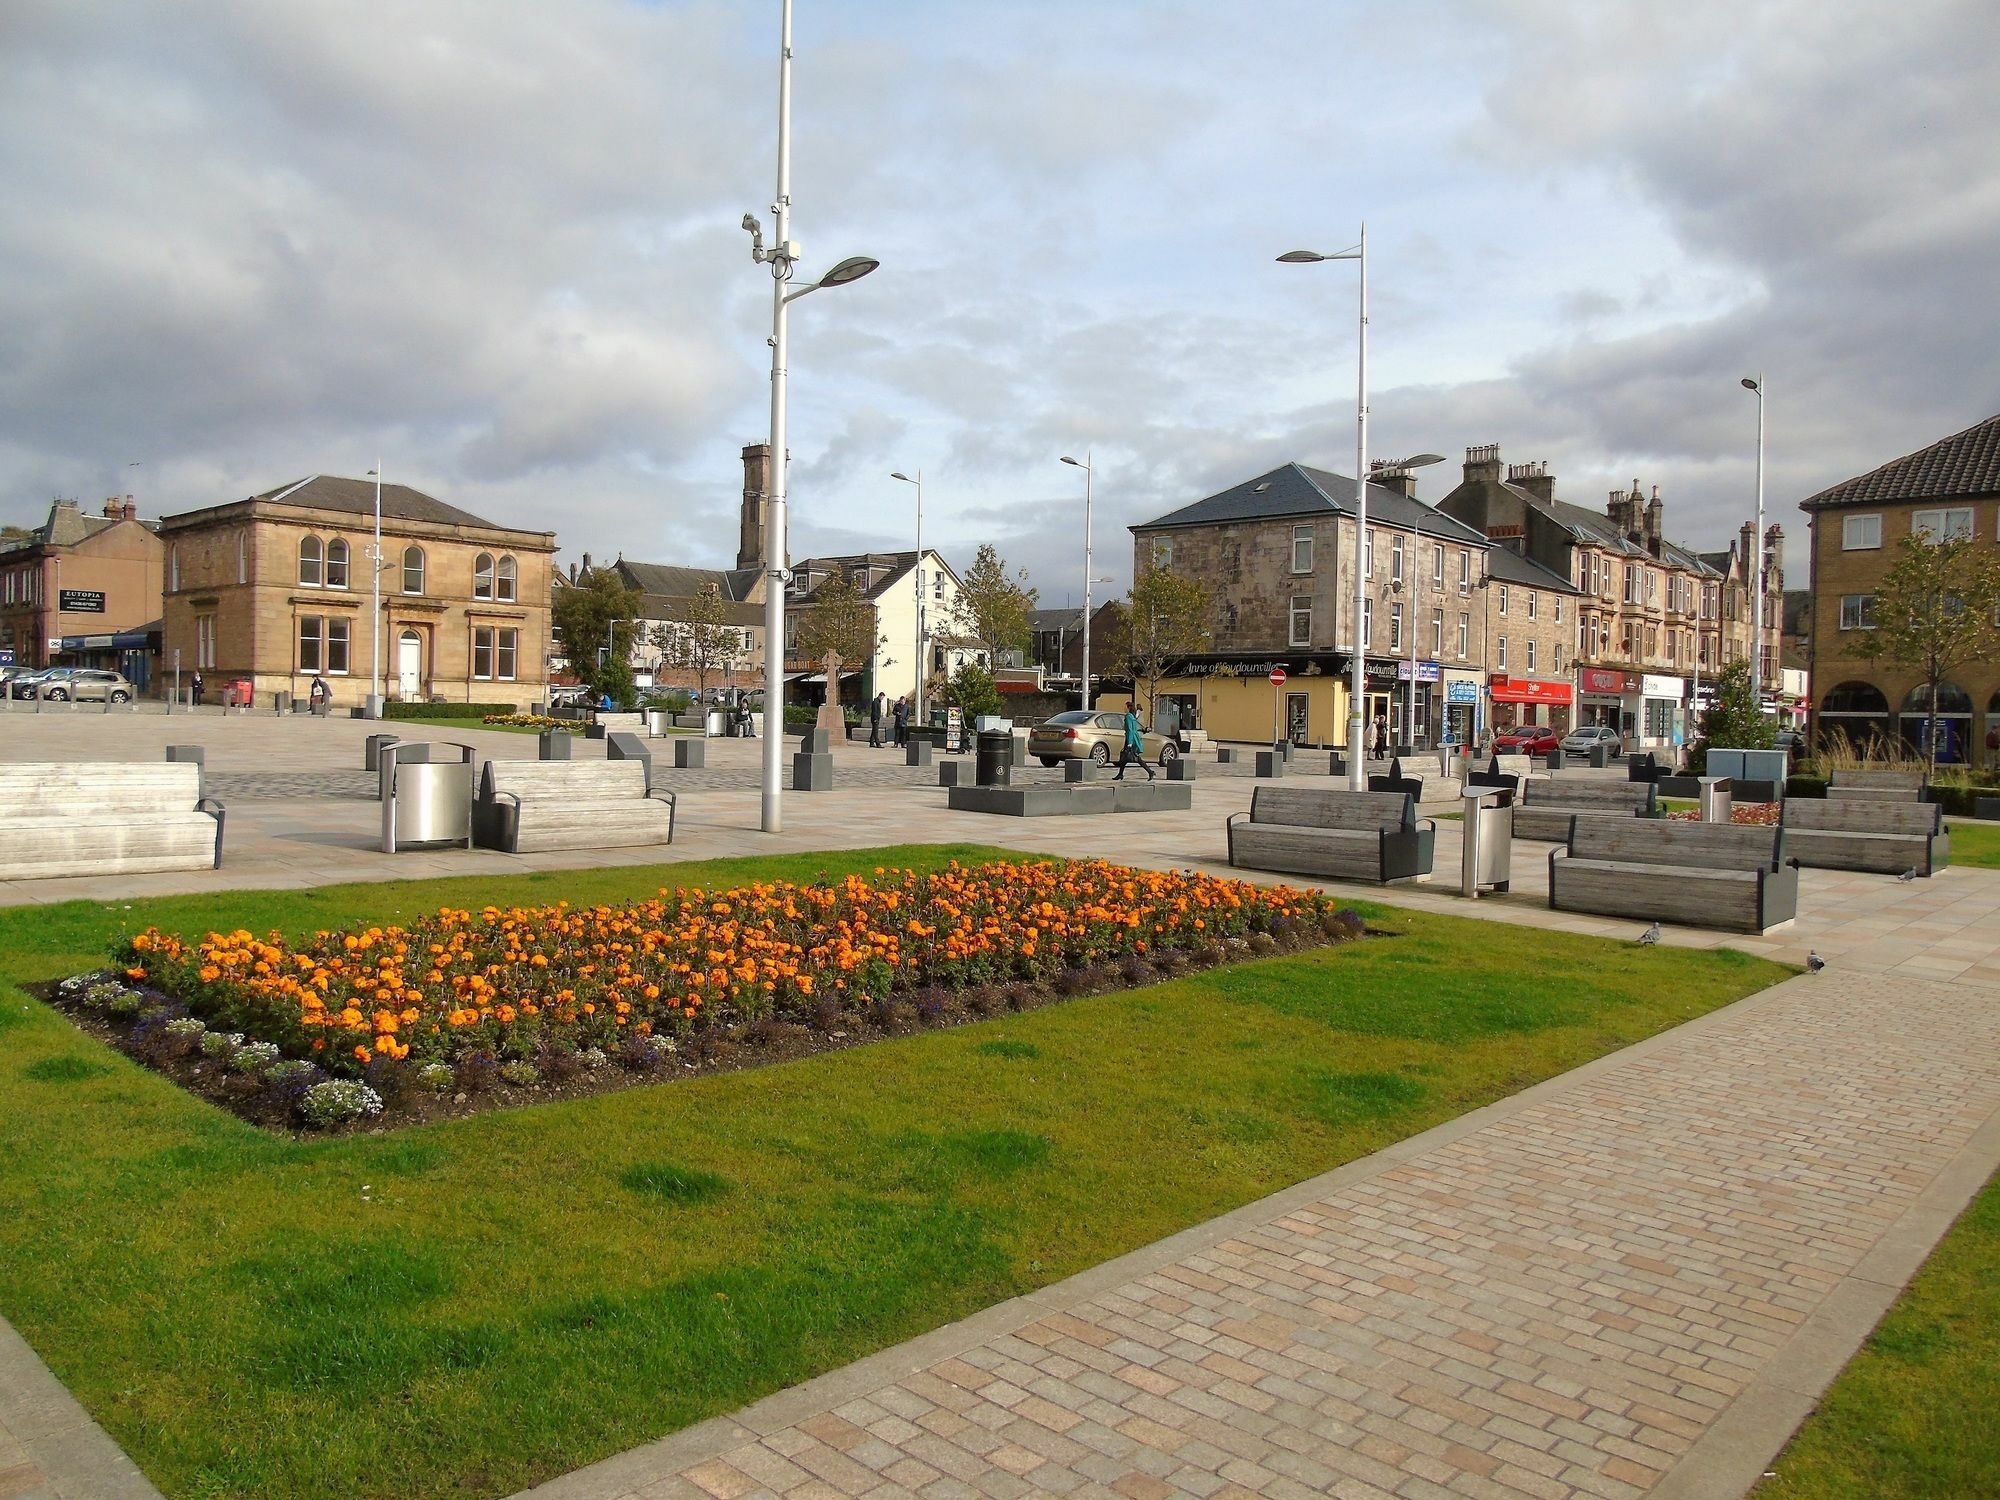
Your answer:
(1491, 725), (1559, 755)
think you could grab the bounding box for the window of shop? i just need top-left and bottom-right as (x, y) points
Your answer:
(1839, 594), (1876, 630)
(1291, 525), (1312, 574)
(1288, 594), (1311, 646)
(1645, 698), (1675, 740)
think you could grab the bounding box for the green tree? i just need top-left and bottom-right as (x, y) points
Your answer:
(551, 566), (641, 705)
(795, 572), (886, 732)
(648, 582), (737, 706)
(945, 543), (1037, 665)
(1864, 533), (2000, 769)
(946, 660), (1004, 722)
(1689, 659), (1773, 771)
(1120, 567), (1210, 717)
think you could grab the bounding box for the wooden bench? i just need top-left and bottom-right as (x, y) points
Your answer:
(1227, 786), (1434, 884)
(1512, 776), (1657, 842)
(1549, 818), (1797, 933)
(1782, 797), (1949, 875)
(0, 762), (224, 879)
(471, 758), (674, 854)
(1826, 769), (1925, 802)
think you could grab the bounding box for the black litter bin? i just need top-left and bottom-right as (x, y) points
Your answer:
(975, 730), (1013, 788)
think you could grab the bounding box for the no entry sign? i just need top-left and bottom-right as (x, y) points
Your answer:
(1269, 668), (1287, 686)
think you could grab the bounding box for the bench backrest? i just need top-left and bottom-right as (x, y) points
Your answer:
(1250, 786), (1414, 832)
(1490, 753), (1534, 779)
(1829, 769), (1924, 790)
(481, 757), (649, 801)
(1523, 778), (1653, 811)
(0, 761), (200, 816)
(1783, 797), (1941, 836)
(1569, 816), (1782, 872)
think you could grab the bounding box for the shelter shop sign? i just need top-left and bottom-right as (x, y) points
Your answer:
(58, 589), (107, 614)
(1641, 674), (1685, 700)
(1488, 675), (1573, 706)
(1395, 660), (1443, 682)
(1445, 679), (1480, 704)
(1579, 667), (1640, 695)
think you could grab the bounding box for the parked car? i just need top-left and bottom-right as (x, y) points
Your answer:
(1490, 725), (1560, 756)
(1029, 710), (1178, 768)
(40, 669), (135, 703)
(8, 667), (73, 700)
(1560, 724), (1625, 756)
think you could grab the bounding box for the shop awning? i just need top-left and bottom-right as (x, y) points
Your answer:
(1488, 675), (1573, 706)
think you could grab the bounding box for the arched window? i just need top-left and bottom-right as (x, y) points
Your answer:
(1900, 682), (1972, 714)
(1820, 681), (1888, 716)
(402, 545), (426, 595)
(326, 538), (350, 588)
(473, 552), (495, 600)
(297, 534), (323, 587)
(496, 554), (517, 602)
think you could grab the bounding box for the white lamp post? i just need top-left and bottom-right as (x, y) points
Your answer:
(891, 469), (923, 716)
(1060, 453), (1094, 709)
(1280, 232), (1370, 789)
(744, 0), (878, 834)
(1741, 374), (1766, 704)
(365, 462), (384, 718)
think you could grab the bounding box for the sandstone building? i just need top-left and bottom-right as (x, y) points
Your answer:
(0, 497), (162, 686)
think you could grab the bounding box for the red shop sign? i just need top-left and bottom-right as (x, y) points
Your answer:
(1579, 667), (1638, 694)
(1488, 675), (1574, 706)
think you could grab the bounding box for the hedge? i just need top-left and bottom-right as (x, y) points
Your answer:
(384, 701), (520, 721)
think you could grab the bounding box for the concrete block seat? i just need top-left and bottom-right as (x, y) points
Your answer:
(0, 762), (224, 879)
(1548, 818), (1796, 933)
(1826, 769), (1925, 802)
(945, 782), (1192, 817)
(1781, 797), (1949, 875)
(1512, 775), (1657, 842)
(1226, 787), (1434, 884)
(471, 758), (674, 854)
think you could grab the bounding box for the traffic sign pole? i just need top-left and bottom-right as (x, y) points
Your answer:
(1270, 668), (1287, 746)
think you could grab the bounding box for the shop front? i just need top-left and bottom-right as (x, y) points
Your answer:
(1578, 667), (1639, 739)
(1393, 660), (1443, 749)
(1442, 672), (1483, 746)
(1638, 673), (1687, 752)
(1488, 673), (1574, 733)
(1133, 653), (1352, 747)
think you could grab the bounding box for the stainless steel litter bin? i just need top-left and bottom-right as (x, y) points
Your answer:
(380, 742), (476, 852)
(1460, 785), (1514, 898)
(1698, 776), (1733, 824)
(644, 708), (670, 737)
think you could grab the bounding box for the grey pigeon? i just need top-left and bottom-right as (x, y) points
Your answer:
(1898, 868), (1918, 882)
(1637, 921), (1661, 946)
(1806, 951), (1826, 974)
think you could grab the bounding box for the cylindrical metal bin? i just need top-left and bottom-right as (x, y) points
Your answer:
(381, 748), (473, 852)
(1460, 785), (1515, 898)
(975, 730), (1012, 787)
(1698, 776), (1733, 824)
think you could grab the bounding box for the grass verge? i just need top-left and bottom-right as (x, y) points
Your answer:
(1948, 819), (2000, 869)
(1754, 1166), (2000, 1498)
(0, 844), (1789, 1500)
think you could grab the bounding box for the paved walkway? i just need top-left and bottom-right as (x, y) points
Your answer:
(4, 709), (2000, 1498)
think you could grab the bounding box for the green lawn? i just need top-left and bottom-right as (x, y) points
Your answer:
(0, 845), (1791, 1500)
(1755, 1167), (2000, 1498)
(390, 715), (561, 736)
(1949, 819), (2000, 869)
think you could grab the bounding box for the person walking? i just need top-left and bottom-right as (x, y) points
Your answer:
(190, 670), (204, 708)
(1372, 714), (1388, 759)
(309, 674), (330, 713)
(1111, 706), (1156, 781)
(868, 691), (885, 748)
(892, 694), (909, 745)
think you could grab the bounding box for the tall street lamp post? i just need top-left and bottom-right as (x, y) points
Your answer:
(1279, 232), (1370, 790)
(365, 463), (384, 718)
(891, 470), (923, 717)
(1741, 374), (1766, 704)
(1059, 453), (1094, 709)
(744, 0), (878, 834)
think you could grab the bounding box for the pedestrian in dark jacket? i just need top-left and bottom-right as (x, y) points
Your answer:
(190, 671), (204, 708)
(1112, 708), (1155, 781)
(892, 695), (909, 744)
(869, 691), (885, 747)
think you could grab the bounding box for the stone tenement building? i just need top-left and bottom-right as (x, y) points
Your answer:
(1799, 411), (2000, 763)
(159, 475), (555, 709)
(1439, 446), (1789, 748)
(0, 497), (163, 685)
(1127, 461), (1497, 749)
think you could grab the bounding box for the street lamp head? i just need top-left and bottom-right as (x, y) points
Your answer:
(818, 255), (879, 288)
(1060, 455), (1088, 469)
(1402, 453), (1446, 468)
(1741, 376), (1761, 392)
(1277, 250), (1326, 263)
(890, 471), (913, 484)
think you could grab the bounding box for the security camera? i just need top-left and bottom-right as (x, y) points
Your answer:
(741, 213), (758, 232)
(742, 213), (766, 261)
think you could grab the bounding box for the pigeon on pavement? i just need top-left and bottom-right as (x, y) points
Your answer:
(1806, 951), (1826, 974)
(1898, 868), (1919, 882)
(1638, 921), (1661, 946)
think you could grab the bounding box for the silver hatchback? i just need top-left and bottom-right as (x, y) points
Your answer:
(39, 669), (136, 703)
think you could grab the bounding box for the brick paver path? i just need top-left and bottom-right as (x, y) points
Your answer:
(515, 964), (2000, 1500)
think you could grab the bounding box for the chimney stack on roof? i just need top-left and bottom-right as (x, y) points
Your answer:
(1368, 459), (1417, 498)
(1463, 443), (1502, 484)
(1643, 486), (1664, 552)
(1505, 459), (1554, 504)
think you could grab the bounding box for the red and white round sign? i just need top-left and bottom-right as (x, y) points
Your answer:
(1269, 668), (1287, 686)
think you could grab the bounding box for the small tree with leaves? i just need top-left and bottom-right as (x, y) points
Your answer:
(946, 660), (1004, 722)
(1121, 566), (1211, 720)
(648, 582), (738, 706)
(551, 566), (641, 704)
(795, 572), (887, 732)
(1865, 533), (2000, 769)
(1688, 659), (1773, 772)
(946, 543), (1037, 665)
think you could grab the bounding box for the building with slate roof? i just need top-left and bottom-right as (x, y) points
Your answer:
(1798, 413), (2000, 762)
(0, 496), (163, 683)
(157, 475), (556, 710)
(1125, 461), (1499, 750)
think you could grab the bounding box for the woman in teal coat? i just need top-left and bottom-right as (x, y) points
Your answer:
(1112, 707), (1155, 781)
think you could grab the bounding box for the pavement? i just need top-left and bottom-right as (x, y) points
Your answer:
(3, 705), (1998, 1499)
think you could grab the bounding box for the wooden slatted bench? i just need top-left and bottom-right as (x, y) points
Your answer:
(1826, 769), (1925, 802)
(1782, 797), (1949, 875)
(1549, 818), (1797, 933)
(1512, 776), (1656, 842)
(0, 762), (224, 879)
(1226, 786), (1434, 884)
(471, 758), (675, 854)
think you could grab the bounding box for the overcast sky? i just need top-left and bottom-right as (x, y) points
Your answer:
(4, 0), (1996, 601)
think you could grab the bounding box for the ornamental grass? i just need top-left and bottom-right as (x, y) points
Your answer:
(120, 860), (1336, 1077)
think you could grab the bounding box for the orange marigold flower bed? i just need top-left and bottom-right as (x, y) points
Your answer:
(119, 860), (1336, 1074)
